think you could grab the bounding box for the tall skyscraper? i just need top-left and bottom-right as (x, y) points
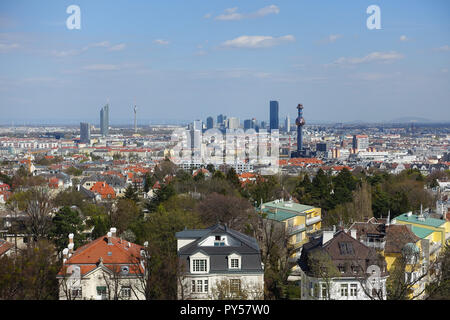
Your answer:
(244, 119), (254, 130)
(217, 114), (224, 126)
(193, 120), (203, 130)
(100, 104), (109, 136)
(206, 116), (214, 129)
(80, 122), (90, 144)
(285, 115), (291, 133)
(270, 100), (279, 132)
(227, 117), (240, 129)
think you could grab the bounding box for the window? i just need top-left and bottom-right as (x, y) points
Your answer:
(96, 286), (107, 300)
(230, 258), (240, 269)
(350, 284), (357, 297)
(338, 242), (354, 255)
(321, 283), (327, 299)
(295, 233), (302, 243)
(338, 265), (345, 273)
(214, 235), (225, 246)
(230, 279), (241, 294)
(71, 287), (82, 298)
(313, 283), (319, 298)
(351, 265), (359, 274)
(121, 286), (131, 298)
(288, 219), (294, 228)
(191, 279), (208, 293)
(340, 284), (348, 297)
(193, 259), (207, 272)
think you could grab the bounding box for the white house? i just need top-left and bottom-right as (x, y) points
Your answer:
(176, 224), (264, 300)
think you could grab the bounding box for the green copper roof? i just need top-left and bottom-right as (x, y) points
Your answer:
(410, 225), (435, 239)
(261, 208), (297, 222)
(395, 213), (446, 228)
(263, 200), (315, 214)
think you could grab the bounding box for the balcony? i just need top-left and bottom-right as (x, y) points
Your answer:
(306, 216), (321, 226)
(288, 224), (306, 235)
(363, 240), (386, 250)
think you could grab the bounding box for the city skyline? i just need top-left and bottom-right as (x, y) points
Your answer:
(0, 1), (449, 124)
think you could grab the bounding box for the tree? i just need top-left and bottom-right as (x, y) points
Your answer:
(25, 188), (54, 241)
(49, 206), (86, 253)
(196, 193), (255, 232)
(426, 245), (450, 300)
(110, 198), (141, 234)
(146, 183), (176, 212)
(124, 184), (139, 202)
(307, 250), (340, 300)
(0, 240), (60, 300)
(226, 167), (241, 190)
(209, 278), (264, 300)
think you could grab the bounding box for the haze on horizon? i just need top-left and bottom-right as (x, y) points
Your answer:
(0, 0), (449, 125)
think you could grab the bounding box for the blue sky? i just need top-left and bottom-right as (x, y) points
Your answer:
(0, 0), (449, 125)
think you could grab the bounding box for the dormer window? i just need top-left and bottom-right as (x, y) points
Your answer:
(228, 253), (241, 270)
(214, 235), (225, 246)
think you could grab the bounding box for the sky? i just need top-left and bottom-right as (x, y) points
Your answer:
(0, 0), (449, 125)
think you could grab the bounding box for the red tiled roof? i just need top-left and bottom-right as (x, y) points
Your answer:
(0, 239), (13, 256)
(58, 235), (144, 276)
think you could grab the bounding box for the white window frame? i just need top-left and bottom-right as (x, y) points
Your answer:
(190, 252), (210, 274)
(191, 279), (209, 293)
(340, 283), (348, 297)
(350, 284), (358, 297)
(228, 253), (241, 270)
(121, 286), (132, 298)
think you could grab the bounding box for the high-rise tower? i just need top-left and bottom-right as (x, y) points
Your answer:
(291, 103), (312, 158)
(296, 104), (305, 152)
(134, 105), (137, 133)
(80, 122), (90, 144)
(270, 101), (279, 132)
(100, 104), (109, 136)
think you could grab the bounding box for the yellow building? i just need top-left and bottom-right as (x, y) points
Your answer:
(259, 199), (322, 263)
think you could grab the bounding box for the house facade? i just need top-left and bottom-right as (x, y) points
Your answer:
(298, 228), (388, 300)
(176, 224), (264, 300)
(57, 228), (146, 300)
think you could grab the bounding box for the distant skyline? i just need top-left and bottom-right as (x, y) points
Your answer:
(0, 1), (449, 124)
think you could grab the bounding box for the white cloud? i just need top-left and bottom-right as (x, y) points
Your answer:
(154, 39), (170, 45)
(330, 51), (404, 66)
(108, 43), (126, 51)
(215, 5), (279, 21)
(434, 45), (450, 52)
(0, 42), (20, 52)
(51, 41), (125, 57)
(327, 34), (342, 43)
(83, 64), (120, 71)
(221, 35), (295, 49)
(204, 13), (212, 19)
(399, 35), (408, 42)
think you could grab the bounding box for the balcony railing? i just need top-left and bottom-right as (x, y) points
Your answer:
(363, 241), (386, 250)
(288, 224), (306, 235)
(306, 216), (321, 225)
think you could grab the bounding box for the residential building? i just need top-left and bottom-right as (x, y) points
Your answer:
(176, 224), (264, 300)
(260, 199), (322, 263)
(298, 228), (388, 300)
(57, 228), (145, 300)
(352, 135), (369, 151)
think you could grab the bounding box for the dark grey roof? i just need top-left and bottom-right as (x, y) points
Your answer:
(177, 224), (263, 273)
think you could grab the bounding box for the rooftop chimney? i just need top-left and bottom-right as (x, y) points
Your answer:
(322, 230), (334, 245)
(110, 227), (117, 237)
(62, 248), (69, 264)
(68, 233), (74, 244)
(350, 229), (357, 240)
(68, 242), (74, 254)
(107, 231), (113, 245)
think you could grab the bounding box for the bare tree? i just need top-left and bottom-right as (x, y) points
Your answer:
(25, 188), (54, 241)
(209, 278), (264, 300)
(306, 250), (340, 300)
